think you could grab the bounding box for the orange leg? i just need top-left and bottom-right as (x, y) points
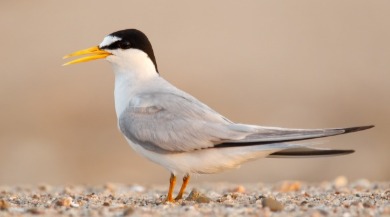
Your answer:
(175, 174), (190, 200)
(166, 173), (176, 202)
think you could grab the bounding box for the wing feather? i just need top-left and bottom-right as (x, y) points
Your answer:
(118, 91), (248, 152)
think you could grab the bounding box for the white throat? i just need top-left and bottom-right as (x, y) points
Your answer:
(106, 49), (159, 117)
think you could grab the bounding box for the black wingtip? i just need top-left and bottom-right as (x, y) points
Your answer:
(343, 125), (375, 134)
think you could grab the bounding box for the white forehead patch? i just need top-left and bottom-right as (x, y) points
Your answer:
(99, 35), (121, 48)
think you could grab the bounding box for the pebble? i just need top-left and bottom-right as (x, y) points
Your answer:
(230, 185), (246, 193)
(55, 197), (73, 207)
(310, 210), (327, 217)
(261, 197), (284, 212)
(104, 183), (117, 192)
(363, 200), (373, 208)
(38, 184), (51, 192)
(186, 188), (211, 203)
(382, 189), (390, 200)
(26, 208), (44, 215)
(334, 176), (348, 188)
(129, 185), (145, 193)
(0, 199), (10, 210)
(332, 199), (341, 206)
(123, 207), (135, 216)
(278, 181), (302, 192)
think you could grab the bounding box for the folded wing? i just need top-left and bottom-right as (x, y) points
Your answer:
(119, 91), (373, 153)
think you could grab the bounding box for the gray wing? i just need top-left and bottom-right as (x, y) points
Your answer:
(119, 91), (374, 152)
(118, 91), (251, 152)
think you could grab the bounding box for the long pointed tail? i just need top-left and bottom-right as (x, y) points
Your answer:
(268, 147), (354, 158)
(215, 125), (374, 148)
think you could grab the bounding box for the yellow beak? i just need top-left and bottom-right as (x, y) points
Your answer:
(63, 46), (111, 66)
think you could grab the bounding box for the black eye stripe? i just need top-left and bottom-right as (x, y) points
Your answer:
(119, 41), (131, 49)
(100, 40), (131, 50)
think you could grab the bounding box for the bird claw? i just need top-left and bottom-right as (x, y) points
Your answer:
(174, 195), (183, 201)
(164, 197), (176, 203)
(164, 194), (184, 203)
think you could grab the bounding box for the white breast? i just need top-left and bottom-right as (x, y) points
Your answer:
(124, 137), (284, 175)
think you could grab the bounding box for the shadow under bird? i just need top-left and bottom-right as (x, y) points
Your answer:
(63, 29), (374, 202)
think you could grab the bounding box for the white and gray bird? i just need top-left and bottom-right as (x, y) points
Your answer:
(64, 29), (373, 202)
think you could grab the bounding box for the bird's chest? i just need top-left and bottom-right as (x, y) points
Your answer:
(113, 76), (143, 119)
(114, 85), (132, 118)
(113, 74), (160, 119)
(114, 90), (161, 125)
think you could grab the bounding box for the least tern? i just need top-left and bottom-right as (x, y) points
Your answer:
(64, 29), (373, 202)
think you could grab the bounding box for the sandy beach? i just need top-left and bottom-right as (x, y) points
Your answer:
(1, 178), (389, 217)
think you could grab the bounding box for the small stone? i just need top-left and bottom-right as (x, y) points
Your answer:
(104, 183), (116, 192)
(86, 193), (99, 200)
(103, 201), (110, 206)
(334, 176), (348, 188)
(382, 189), (390, 200)
(310, 210), (326, 217)
(333, 199), (341, 206)
(230, 185), (246, 193)
(279, 181), (301, 192)
(129, 185), (145, 193)
(55, 197), (73, 207)
(38, 184), (51, 191)
(363, 200), (373, 208)
(342, 200), (352, 207)
(26, 208), (44, 215)
(196, 195), (211, 203)
(186, 188), (201, 201)
(186, 188), (211, 203)
(70, 200), (80, 208)
(123, 207), (135, 216)
(0, 199), (10, 210)
(261, 197), (283, 212)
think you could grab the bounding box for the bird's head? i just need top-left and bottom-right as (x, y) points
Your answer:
(63, 29), (158, 74)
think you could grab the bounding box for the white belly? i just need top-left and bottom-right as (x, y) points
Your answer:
(124, 138), (285, 175)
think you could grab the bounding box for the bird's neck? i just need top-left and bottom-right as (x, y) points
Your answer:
(112, 56), (159, 118)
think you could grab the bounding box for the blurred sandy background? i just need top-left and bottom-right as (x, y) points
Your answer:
(0, 1), (388, 185)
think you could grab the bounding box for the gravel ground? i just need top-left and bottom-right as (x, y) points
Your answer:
(0, 177), (389, 217)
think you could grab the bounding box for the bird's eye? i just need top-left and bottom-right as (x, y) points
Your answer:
(119, 41), (131, 49)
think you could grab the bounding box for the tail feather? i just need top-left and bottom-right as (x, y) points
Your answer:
(215, 125), (374, 148)
(268, 147), (355, 158)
